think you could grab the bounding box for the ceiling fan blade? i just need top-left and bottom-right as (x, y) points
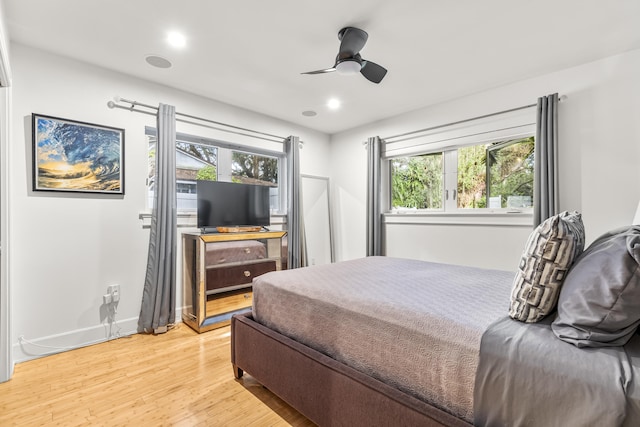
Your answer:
(301, 68), (336, 75)
(338, 27), (368, 57)
(360, 60), (387, 84)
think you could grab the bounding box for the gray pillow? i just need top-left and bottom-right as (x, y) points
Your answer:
(509, 211), (585, 322)
(551, 226), (640, 347)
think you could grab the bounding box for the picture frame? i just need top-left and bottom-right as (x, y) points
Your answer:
(32, 113), (125, 194)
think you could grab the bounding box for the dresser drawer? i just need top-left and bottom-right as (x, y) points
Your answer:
(205, 240), (266, 265)
(206, 261), (277, 292)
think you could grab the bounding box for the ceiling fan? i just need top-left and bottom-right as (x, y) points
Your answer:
(302, 27), (388, 84)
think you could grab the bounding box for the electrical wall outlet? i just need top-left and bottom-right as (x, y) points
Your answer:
(107, 284), (120, 303)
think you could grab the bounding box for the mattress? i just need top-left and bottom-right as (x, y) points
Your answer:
(252, 256), (514, 422)
(205, 240), (266, 265)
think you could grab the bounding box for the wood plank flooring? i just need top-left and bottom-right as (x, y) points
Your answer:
(0, 324), (315, 426)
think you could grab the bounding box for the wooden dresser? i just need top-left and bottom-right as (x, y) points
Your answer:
(182, 230), (287, 333)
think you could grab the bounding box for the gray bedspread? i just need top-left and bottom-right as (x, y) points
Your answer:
(252, 256), (514, 422)
(474, 316), (640, 426)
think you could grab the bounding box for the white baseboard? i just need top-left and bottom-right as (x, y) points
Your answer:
(13, 308), (183, 363)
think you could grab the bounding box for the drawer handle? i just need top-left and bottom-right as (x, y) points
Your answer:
(244, 248), (251, 254)
(244, 294), (250, 299)
(244, 270), (251, 277)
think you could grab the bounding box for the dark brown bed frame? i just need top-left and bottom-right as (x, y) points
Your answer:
(231, 312), (472, 427)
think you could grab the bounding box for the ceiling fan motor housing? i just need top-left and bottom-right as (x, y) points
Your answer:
(335, 58), (362, 74)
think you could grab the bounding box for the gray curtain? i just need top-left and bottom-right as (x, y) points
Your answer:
(366, 136), (382, 256)
(534, 93), (559, 227)
(138, 104), (177, 334)
(285, 136), (307, 269)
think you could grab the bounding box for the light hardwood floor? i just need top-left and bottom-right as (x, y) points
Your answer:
(0, 324), (315, 426)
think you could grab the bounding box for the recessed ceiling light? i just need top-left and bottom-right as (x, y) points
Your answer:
(145, 55), (172, 69)
(302, 110), (317, 117)
(327, 98), (341, 110)
(167, 31), (187, 48)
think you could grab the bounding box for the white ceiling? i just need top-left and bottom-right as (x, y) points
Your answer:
(4, 0), (640, 135)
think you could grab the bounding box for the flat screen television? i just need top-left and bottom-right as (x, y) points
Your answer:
(196, 180), (271, 231)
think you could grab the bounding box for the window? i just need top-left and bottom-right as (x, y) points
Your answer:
(485, 137), (534, 208)
(389, 136), (534, 212)
(231, 151), (278, 184)
(391, 153), (443, 209)
(147, 131), (283, 213)
(231, 151), (280, 211)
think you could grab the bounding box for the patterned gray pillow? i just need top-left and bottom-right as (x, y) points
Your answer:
(509, 211), (585, 322)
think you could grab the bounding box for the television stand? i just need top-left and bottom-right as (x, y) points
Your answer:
(181, 230), (287, 333)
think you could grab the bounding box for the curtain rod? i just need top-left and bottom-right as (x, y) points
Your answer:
(107, 96), (287, 144)
(381, 102), (540, 142)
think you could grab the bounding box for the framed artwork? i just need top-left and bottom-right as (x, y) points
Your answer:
(32, 114), (125, 194)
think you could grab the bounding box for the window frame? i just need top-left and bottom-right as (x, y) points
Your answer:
(381, 107), (537, 226)
(145, 127), (286, 215)
(387, 134), (536, 215)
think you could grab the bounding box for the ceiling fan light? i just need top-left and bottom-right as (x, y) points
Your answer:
(335, 60), (361, 75)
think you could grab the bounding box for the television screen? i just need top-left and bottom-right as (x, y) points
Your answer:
(196, 180), (271, 230)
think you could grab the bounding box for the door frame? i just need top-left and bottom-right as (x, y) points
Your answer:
(0, 87), (12, 382)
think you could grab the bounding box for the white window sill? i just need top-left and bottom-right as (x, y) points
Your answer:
(383, 210), (533, 227)
(138, 211), (197, 228)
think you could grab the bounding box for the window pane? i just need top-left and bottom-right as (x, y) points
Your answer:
(231, 151), (279, 211)
(457, 145), (487, 208)
(231, 151), (278, 184)
(457, 137), (535, 209)
(487, 137), (534, 208)
(148, 135), (218, 210)
(176, 142), (218, 181)
(391, 153), (443, 209)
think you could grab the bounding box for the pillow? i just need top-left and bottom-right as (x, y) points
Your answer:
(551, 226), (640, 347)
(509, 211), (585, 322)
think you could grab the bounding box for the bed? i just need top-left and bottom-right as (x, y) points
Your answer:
(231, 221), (640, 426)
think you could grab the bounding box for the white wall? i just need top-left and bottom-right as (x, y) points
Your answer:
(330, 49), (640, 268)
(9, 43), (330, 362)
